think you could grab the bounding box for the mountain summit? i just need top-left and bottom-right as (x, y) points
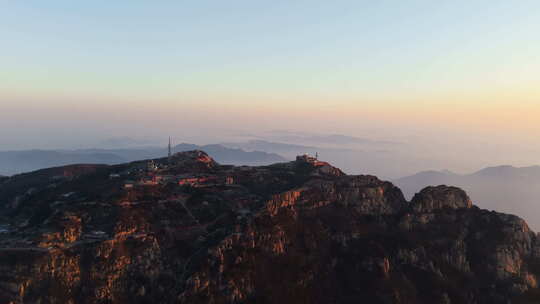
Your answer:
(0, 152), (539, 303)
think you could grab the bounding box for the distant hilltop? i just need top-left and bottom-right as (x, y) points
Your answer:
(394, 165), (540, 231)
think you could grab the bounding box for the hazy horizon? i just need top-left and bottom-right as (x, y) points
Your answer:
(1, 130), (539, 179)
(2, 1), (539, 176)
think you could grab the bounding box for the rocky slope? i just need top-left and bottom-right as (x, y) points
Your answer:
(394, 166), (540, 231)
(0, 151), (539, 303)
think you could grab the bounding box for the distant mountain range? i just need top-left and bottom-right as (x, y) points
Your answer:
(173, 144), (287, 165)
(222, 140), (325, 156)
(240, 130), (402, 147)
(394, 165), (540, 231)
(261, 133), (400, 146)
(0, 150), (126, 176)
(0, 144), (286, 176)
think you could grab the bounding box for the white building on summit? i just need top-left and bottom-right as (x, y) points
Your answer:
(296, 153), (317, 163)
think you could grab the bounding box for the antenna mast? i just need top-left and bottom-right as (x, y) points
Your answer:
(168, 137), (172, 163)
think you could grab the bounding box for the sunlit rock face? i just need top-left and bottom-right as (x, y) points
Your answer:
(1, 151), (540, 304)
(410, 185), (473, 213)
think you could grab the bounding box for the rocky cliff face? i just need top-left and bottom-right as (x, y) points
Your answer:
(0, 151), (539, 303)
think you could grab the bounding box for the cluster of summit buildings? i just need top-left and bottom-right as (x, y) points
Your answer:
(114, 137), (323, 190)
(296, 153), (327, 167)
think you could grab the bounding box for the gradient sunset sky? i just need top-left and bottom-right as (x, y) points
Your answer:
(1, 1), (539, 152)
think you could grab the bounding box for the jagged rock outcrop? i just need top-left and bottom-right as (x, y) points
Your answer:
(0, 152), (539, 303)
(410, 185), (473, 213)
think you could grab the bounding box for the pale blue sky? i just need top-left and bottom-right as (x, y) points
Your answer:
(2, 1), (539, 98)
(1, 1), (539, 150)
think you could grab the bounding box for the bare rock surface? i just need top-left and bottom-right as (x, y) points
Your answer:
(0, 151), (539, 303)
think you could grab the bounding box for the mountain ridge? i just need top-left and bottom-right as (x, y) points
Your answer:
(0, 152), (539, 303)
(394, 165), (540, 231)
(0, 144), (286, 176)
